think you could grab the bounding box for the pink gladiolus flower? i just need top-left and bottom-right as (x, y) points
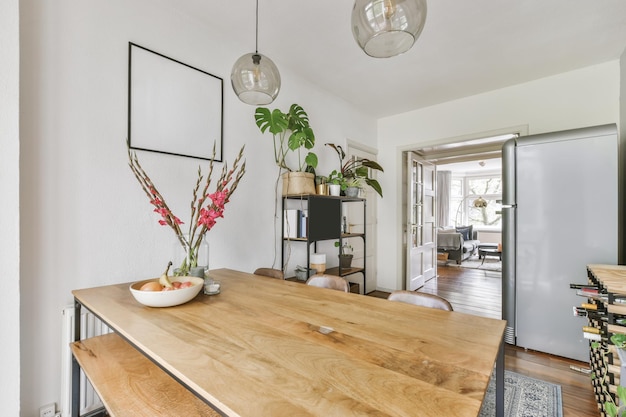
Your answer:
(209, 190), (228, 207)
(128, 142), (245, 277)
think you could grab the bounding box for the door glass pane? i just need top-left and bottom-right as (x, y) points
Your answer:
(411, 160), (423, 249)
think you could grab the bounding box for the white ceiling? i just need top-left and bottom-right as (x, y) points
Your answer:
(437, 158), (501, 175)
(173, 0), (626, 118)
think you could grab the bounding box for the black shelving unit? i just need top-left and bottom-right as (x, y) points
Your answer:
(282, 194), (367, 294)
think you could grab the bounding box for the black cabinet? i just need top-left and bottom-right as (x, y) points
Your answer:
(282, 195), (367, 293)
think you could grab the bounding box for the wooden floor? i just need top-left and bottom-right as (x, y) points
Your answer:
(369, 264), (600, 417)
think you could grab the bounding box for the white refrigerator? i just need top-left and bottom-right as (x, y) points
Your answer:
(502, 124), (618, 362)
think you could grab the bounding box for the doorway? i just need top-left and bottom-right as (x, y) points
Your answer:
(401, 130), (522, 289)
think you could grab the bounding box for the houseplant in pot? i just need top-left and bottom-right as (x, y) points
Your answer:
(344, 178), (362, 198)
(327, 169), (346, 196)
(325, 143), (384, 197)
(604, 334), (626, 417)
(255, 104), (318, 195)
(335, 241), (353, 268)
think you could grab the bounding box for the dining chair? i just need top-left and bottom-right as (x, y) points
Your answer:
(306, 275), (350, 292)
(253, 268), (284, 279)
(387, 290), (453, 311)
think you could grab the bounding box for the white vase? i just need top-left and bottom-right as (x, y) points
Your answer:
(329, 184), (341, 196)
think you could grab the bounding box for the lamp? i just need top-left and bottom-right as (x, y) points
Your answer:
(351, 0), (427, 58)
(455, 196), (488, 226)
(231, 0), (281, 105)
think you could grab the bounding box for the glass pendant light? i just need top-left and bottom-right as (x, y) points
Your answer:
(352, 0), (427, 58)
(231, 0), (281, 105)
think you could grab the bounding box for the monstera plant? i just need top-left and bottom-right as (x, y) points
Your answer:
(254, 104), (318, 173)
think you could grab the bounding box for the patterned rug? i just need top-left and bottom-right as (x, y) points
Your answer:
(479, 370), (563, 417)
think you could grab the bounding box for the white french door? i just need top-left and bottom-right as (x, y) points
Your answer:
(406, 152), (436, 290)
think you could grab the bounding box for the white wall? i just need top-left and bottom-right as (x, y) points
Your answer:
(377, 62), (622, 291)
(0, 1), (21, 416)
(18, 1), (376, 415)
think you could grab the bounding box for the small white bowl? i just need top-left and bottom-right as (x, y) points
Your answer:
(129, 276), (204, 308)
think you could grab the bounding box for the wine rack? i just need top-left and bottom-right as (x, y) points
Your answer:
(583, 265), (626, 416)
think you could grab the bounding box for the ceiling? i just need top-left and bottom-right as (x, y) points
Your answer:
(173, 0), (626, 119)
(437, 158), (501, 175)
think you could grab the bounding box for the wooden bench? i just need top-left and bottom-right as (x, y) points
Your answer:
(71, 333), (221, 417)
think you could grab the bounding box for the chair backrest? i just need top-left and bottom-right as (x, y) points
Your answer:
(387, 290), (453, 311)
(253, 268), (284, 280)
(306, 275), (350, 293)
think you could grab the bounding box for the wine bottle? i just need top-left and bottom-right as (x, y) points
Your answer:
(570, 283), (598, 289)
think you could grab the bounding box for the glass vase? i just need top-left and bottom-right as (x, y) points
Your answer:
(173, 234), (209, 277)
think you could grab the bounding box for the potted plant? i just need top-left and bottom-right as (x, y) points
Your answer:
(315, 175), (329, 195)
(255, 104), (318, 195)
(344, 177), (362, 198)
(593, 333), (626, 417)
(327, 169), (345, 196)
(604, 334), (626, 417)
(325, 143), (384, 197)
(335, 241), (353, 268)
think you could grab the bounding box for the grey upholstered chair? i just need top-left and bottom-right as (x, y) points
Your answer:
(253, 268), (284, 279)
(387, 290), (453, 311)
(306, 275), (350, 293)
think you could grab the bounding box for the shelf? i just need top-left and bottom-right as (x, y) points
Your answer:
(281, 194), (367, 294)
(325, 266), (364, 277)
(283, 194), (365, 202)
(586, 265), (626, 416)
(283, 234), (364, 242)
(285, 276), (360, 294)
(72, 333), (220, 417)
(341, 233), (364, 239)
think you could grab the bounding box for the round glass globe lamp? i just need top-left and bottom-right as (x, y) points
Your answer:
(230, 52), (281, 105)
(352, 0), (427, 58)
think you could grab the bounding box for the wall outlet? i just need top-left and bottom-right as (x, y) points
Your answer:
(39, 403), (56, 417)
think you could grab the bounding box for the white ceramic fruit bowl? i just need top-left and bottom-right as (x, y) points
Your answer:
(129, 276), (204, 308)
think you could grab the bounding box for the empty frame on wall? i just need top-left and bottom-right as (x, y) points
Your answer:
(128, 42), (223, 161)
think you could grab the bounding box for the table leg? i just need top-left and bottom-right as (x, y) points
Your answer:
(71, 299), (82, 417)
(495, 337), (504, 417)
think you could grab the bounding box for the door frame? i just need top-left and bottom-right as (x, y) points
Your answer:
(347, 139), (379, 293)
(397, 126), (527, 290)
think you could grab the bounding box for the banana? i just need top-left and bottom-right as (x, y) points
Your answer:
(159, 261), (173, 288)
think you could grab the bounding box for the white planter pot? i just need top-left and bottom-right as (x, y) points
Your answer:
(328, 184), (341, 196)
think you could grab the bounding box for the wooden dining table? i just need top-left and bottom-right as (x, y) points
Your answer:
(72, 268), (505, 417)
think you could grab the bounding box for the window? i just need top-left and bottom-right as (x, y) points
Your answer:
(450, 175), (502, 229)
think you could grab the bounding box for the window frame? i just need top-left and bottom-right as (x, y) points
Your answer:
(450, 173), (502, 231)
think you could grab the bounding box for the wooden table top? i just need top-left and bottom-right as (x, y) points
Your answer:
(73, 268), (506, 417)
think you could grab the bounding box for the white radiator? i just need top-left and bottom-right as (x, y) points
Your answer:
(60, 305), (112, 417)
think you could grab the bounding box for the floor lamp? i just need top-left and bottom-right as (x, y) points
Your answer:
(454, 196), (488, 226)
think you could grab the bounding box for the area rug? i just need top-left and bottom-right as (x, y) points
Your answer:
(479, 370), (563, 417)
(441, 255), (502, 272)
